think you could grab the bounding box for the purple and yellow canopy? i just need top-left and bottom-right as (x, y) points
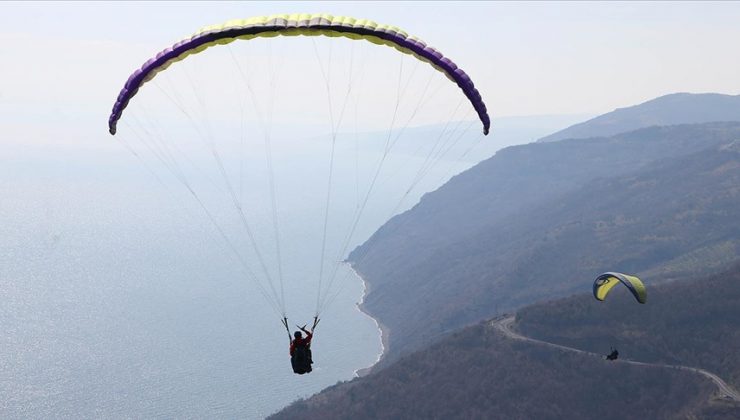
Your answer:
(108, 13), (490, 135)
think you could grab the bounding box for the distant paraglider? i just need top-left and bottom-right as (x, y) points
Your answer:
(592, 272), (646, 304)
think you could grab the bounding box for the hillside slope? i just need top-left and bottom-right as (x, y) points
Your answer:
(351, 122), (740, 363)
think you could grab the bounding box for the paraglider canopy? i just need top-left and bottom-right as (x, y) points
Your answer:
(593, 272), (646, 304)
(108, 13), (490, 136)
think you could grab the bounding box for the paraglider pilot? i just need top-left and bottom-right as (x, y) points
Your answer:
(283, 317), (319, 374)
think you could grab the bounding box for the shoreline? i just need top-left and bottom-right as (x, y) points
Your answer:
(349, 264), (389, 377)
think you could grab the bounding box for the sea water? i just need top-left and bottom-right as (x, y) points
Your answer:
(0, 145), (388, 418)
(0, 128), (481, 418)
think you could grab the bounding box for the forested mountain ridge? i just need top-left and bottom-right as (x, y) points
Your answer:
(272, 264), (740, 420)
(537, 92), (740, 143)
(350, 122), (740, 365)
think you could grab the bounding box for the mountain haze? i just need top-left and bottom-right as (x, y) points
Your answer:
(537, 93), (740, 143)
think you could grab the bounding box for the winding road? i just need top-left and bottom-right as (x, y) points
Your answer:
(491, 315), (740, 402)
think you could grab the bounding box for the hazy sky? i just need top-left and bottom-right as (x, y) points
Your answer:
(2, 1), (740, 147)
